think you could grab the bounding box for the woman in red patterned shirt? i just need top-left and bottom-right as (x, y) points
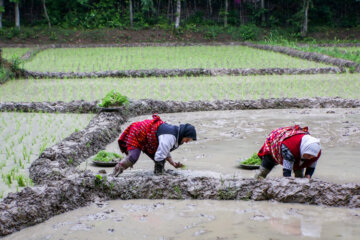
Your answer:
(256, 125), (321, 179)
(113, 114), (197, 176)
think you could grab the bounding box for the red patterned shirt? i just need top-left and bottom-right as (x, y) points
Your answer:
(258, 125), (309, 164)
(118, 114), (164, 155)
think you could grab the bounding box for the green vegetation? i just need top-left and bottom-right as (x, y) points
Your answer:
(1, 74), (359, 103)
(242, 153), (262, 166)
(0, 112), (94, 199)
(98, 90), (129, 108)
(295, 46), (360, 64)
(94, 150), (122, 163)
(22, 46), (330, 72)
(2, 48), (30, 60)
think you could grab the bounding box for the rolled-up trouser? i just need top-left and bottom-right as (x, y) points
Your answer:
(127, 148), (142, 164)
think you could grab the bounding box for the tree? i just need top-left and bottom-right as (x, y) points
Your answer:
(9, 0), (21, 28)
(41, 0), (51, 28)
(175, 0), (181, 29)
(224, 0), (228, 27)
(261, 0), (265, 23)
(129, 0), (133, 27)
(0, 0), (4, 29)
(301, 0), (311, 37)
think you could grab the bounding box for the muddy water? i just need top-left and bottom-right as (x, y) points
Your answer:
(6, 109), (360, 239)
(81, 108), (360, 183)
(4, 199), (360, 240)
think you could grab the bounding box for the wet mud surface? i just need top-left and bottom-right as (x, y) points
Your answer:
(1, 108), (360, 236)
(4, 199), (360, 240)
(90, 108), (360, 183)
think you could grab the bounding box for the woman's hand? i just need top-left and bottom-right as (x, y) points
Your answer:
(166, 157), (184, 168)
(173, 161), (184, 168)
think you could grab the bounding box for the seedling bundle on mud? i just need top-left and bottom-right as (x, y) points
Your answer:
(241, 153), (261, 165)
(98, 90), (129, 108)
(93, 150), (122, 163)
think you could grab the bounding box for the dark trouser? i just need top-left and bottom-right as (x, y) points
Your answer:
(261, 155), (277, 171)
(127, 149), (165, 175)
(260, 154), (305, 178)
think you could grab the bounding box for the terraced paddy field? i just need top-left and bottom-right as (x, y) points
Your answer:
(1, 43), (360, 239)
(2, 48), (30, 60)
(1, 74), (359, 102)
(22, 46), (332, 72)
(0, 112), (94, 199)
(9, 108), (360, 240)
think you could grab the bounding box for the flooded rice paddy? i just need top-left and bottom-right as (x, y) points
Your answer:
(4, 108), (360, 239)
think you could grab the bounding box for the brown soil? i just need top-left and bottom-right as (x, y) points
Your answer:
(308, 28), (360, 41)
(1, 27), (359, 45)
(0, 29), (232, 45)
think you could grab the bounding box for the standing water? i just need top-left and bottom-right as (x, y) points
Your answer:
(5, 108), (360, 239)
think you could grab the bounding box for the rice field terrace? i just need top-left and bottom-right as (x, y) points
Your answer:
(21, 45), (332, 72)
(295, 45), (360, 64)
(1, 42), (360, 239)
(0, 74), (359, 102)
(0, 112), (94, 199)
(2, 48), (30, 60)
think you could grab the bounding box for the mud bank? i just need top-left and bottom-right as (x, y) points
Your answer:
(1, 97), (360, 114)
(0, 42), (245, 48)
(0, 100), (99, 113)
(29, 112), (125, 184)
(298, 43), (360, 47)
(243, 42), (360, 71)
(2, 41), (360, 49)
(123, 98), (360, 117)
(23, 67), (341, 79)
(20, 47), (47, 61)
(1, 170), (360, 236)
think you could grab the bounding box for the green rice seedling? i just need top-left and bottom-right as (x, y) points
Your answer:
(23, 46), (331, 73)
(94, 150), (122, 163)
(242, 153), (262, 165)
(2, 48), (30, 60)
(98, 90), (129, 107)
(16, 175), (26, 187)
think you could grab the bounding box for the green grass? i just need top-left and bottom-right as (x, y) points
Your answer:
(296, 46), (360, 64)
(2, 48), (30, 60)
(23, 46), (331, 72)
(0, 74), (359, 102)
(0, 112), (94, 199)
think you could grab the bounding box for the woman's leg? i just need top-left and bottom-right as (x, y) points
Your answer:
(294, 168), (304, 178)
(144, 152), (165, 175)
(113, 148), (141, 176)
(255, 155), (276, 179)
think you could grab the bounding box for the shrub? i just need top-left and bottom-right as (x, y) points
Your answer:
(231, 24), (261, 41)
